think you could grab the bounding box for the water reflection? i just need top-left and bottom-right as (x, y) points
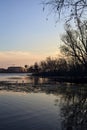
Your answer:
(0, 75), (87, 130)
(55, 85), (87, 130)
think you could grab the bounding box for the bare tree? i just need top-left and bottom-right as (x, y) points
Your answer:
(60, 19), (87, 68)
(43, 0), (87, 22)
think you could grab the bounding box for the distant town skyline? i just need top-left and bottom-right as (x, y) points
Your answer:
(0, 0), (64, 68)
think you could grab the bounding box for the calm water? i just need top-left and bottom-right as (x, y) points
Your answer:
(0, 73), (87, 130)
(0, 73), (31, 83)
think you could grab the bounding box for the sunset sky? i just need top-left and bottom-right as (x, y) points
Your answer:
(0, 0), (64, 68)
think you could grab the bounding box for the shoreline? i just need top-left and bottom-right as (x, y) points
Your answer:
(32, 74), (87, 84)
(0, 72), (87, 84)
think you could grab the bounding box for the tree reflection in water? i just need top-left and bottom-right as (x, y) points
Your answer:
(57, 85), (87, 130)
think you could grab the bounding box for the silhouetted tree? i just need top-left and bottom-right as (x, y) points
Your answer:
(43, 0), (87, 22)
(57, 58), (67, 72)
(24, 65), (29, 72)
(25, 65), (29, 69)
(45, 57), (57, 72)
(42, 0), (87, 78)
(28, 66), (34, 73)
(60, 20), (87, 69)
(40, 60), (47, 72)
(33, 62), (40, 73)
(36, 57), (68, 76)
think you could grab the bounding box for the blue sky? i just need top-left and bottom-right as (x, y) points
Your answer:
(0, 0), (64, 68)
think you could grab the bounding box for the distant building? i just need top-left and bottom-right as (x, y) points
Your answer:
(0, 68), (6, 73)
(7, 66), (27, 73)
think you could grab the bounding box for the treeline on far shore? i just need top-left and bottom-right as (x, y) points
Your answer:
(27, 57), (87, 77)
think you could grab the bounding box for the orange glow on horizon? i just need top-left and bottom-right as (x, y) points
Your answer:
(0, 51), (60, 68)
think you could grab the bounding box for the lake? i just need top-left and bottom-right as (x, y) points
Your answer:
(0, 73), (87, 130)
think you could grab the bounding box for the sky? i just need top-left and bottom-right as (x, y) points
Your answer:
(0, 0), (64, 68)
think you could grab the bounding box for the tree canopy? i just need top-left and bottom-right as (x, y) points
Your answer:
(61, 19), (87, 68)
(43, 0), (87, 22)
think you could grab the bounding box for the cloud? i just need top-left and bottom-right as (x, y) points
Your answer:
(0, 51), (43, 68)
(0, 50), (60, 68)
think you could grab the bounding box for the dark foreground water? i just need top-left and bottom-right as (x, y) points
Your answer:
(0, 73), (87, 130)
